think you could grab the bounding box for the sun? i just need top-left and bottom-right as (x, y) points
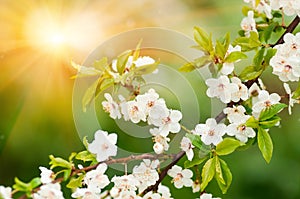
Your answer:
(48, 32), (66, 46)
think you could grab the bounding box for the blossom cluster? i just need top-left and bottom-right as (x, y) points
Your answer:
(244, 0), (300, 19)
(102, 88), (182, 154)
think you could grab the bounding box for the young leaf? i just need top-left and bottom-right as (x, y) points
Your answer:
(263, 22), (277, 43)
(116, 50), (132, 74)
(292, 81), (300, 99)
(93, 57), (108, 71)
(179, 62), (196, 72)
(76, 151), (97, 162)
(214, 156), (225, 185)
(29, 177), (42, 189)
(264, 48), (277, 65)
(82, 78), (100, 112)
(224, 51), (247, 63)
(133, 62), (159, 75)
(194, 27), (213, 53)
(194, 55), (211, 68)
(259, 103), (287, 121)
(253, 48), (265, 67)
(216, 138), (244, 156)
(245, 116), (259, 129)
(13, 177), (30, 192)
(49, 155), (73, 170)
(239, 65), (263, 81)
(133, 39), (143, 61)
(215, 40), (226, 59)
(186, 134), (203, 149)
(257, 127), (273, 163)
(184, 155), (208, 169)
(201, 157), (216, 191)
(67, 175), (85, 189)
(259, 115), (281, 129)
(215, 158), (233, 194)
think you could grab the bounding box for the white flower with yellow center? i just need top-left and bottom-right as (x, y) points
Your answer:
(167, 165), (193, 189)
(88, 130), (118, 162)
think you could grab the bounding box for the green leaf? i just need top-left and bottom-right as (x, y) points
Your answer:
(186, 134), (203, 149)
(184, 154), (208, 169)
(253, 48), (265, 67)
(216, 138), (244, 156)
(263, 22), (277, 43)
(224, 51), (247, 63)
(215, 157), (233, 194)
(93, 57), (108, 71)
(179, 62), (196, 72)
(257, 127), (273, 163)
(76, 150), (97, 162)
(133, 39), (143, 61)
(201, 157), (216, 191)
(245, 116), (259, 129)
(259, 115), (281, 129)
(264, 48), (277, 66)
(214, 156), (225, 185)
(99, 78), (114, 91)
(215, 40), (226, 59)
(292, 81), (300, 99)
(82, 78), (100, 112)
(29, 177), (42, 189)
(233, 32), (261, 51)
(63, 169), (72, 181)
(239, 65), (263, 81)
(133, 61), (159, 75)
(194, 26), (213, 53)
(259, 103), (287, 121)
(49, 155), (73, 170)
(67, 175), (85, 189)
(116, 50), (132, 74)
(194, 55), (211, 68)
(13, 177), (30, 192)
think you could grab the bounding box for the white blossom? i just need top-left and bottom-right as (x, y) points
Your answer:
(252, 90), (281, 117)
(221, 45), (242, 75)
(192, 181), (200, 193)
(223, 105), (248, 124)
(133, 159), (159, 193)
(32, 183), (64, 199)
(84, 163), (110, 192)
(150, 128), (170, 154)
(199, 193), (221, 199)
(167, 165), (193, 189)
(206, 75), (239, 103)
(230, 77), (249, 102)
(71, 188), (100, 199)
(88, 130), (118, 162)
(39, 167), (54, 184)
(136, 89), (164, 115)
(121, 100), (147, 123)
(241, 10), (257, 37)
(270, 54), (300, 82)
(180, 137), (194, 161)
(111, 175), (140, 194)
(227, 115), (256, 143)
(0, 186), (12, 199)
(244, 0), (272, 18)
(102, 93), (121, 119)
(134, 56), (155, 67)
(193, 118), (227, 146)
(157, 184), (173, 199)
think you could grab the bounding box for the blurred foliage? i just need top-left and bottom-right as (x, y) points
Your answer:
(0, 0), (300, 198)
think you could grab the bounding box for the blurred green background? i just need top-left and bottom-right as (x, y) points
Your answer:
(1, 0), (300, 198)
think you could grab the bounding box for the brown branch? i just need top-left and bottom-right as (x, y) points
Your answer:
(17, 153), (177, 199)
(272, 16), (300, 47)
(142, 151), (186, 194)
